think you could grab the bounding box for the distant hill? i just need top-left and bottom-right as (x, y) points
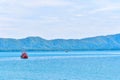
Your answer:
(1, 34), (120, 51)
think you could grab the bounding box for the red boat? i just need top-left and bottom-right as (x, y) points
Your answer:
(21, 52), (28, 59)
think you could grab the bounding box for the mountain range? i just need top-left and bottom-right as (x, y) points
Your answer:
(0, 34), (120, 51)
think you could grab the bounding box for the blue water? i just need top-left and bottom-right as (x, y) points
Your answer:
(0, 51), (120, 80)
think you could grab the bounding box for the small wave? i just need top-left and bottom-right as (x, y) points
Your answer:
(0, 57), (21, 61)
(30, 54), (120, 60)
(0, 54), (120, 61)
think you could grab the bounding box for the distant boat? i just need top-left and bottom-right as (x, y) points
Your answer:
(21, 52), (28, 59)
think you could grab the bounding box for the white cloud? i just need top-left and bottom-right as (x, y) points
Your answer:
(0, 17), (16, 21)
(24, 0), (71, 7)
(109, 16), (120, 19)
(0, 27), (17, 31)
(87, 0), (120, 14)
(0, 0), (120, 39)
(75, 14), (84, 17)
(39, 16), (61, 23)
(0, 0), (71, 8)
(0, 0), (72, 21)
(89, 6), (120, 14)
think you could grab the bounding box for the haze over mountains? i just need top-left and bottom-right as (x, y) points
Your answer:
(0, 34), (120, 51)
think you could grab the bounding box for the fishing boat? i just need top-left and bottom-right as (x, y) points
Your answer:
(21, 52), (28, 59)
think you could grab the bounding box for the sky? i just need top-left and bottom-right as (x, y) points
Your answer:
(0, 0), (120, 39)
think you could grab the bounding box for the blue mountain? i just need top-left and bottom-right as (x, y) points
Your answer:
(0, 34), (120, 51)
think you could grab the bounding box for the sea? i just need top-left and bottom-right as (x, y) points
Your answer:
(0, 51), (120, 80)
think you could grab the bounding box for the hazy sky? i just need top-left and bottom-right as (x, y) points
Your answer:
(0, 0), (120, 39)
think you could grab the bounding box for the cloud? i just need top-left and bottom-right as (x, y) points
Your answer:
(23, 0), (71, 7)
(0, 0), (72, 17)
(0, 0), (71, 8)
(75, 14), (84, 17)
(0, 27), (17, 31)
(87, 0), (120, 14)
(0, 17), (16, 21)
(109, 16), (120, 19)
(0, 0), (72, 21)
(39, 16), (61, 23)
(89, 6), (120, 14)
(0, 17), (17, 27)
(0, 0), (120, 39)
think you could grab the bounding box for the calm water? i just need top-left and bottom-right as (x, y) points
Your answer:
(0, 51), (120, 80)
